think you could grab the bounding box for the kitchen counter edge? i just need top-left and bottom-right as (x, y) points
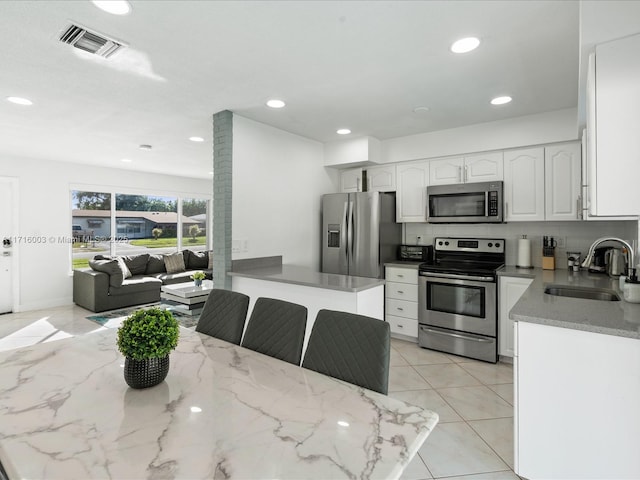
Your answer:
(502, 266), (640, 340)
(228, 265), (385, 293)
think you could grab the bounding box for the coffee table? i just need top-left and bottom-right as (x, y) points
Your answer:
(160, 280), (214, 316)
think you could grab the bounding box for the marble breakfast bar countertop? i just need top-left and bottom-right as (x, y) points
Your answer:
(0, 327), (438, 480)
(501, 266), (640, 340)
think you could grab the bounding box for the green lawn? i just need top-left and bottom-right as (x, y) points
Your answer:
(129, 237), (205, 248)
(73, 258), (90, 269)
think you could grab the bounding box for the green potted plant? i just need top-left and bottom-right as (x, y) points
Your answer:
(116, 307), (180, 389)
(191, 270), (206, 287)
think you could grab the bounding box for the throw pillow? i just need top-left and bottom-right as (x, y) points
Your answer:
(187, 250), (209, 269)
(121, 253), (149, 276)
(89, 258), (124, 288)
(116, 257), (132, 279)
(145, 254), (166, 274)
(208, 251), (213, 270)
(164, 251), (186, 274)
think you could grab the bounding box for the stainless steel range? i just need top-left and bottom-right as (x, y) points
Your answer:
(418, 237), (505, 363)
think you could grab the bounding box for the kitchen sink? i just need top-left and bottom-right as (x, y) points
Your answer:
(544, 285), (620, 301)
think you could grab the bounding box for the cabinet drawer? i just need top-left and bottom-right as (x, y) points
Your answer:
(386, 267), (418, 284)
(387, 315), (418, 338)
(386, 282), (418, 301)
(385, 298), (418, 319)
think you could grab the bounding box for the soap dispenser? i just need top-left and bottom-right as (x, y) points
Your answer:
(623, 268), (640, 303)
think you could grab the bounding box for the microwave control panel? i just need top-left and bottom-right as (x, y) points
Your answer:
(488, 191), (499, 216)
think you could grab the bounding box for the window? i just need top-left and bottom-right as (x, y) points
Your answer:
(71, 189), (210, 270)
(115, 194), (178, 256)
(71, 191), (112, 269)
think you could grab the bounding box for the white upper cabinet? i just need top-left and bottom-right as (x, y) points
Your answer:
(545, 143), (582, 221)
(366, 165), (396, 192)
(587, 34), (640, 217)
(396, 161), (429, 222)
(339, 167), (363, 193)
(504, 148), (545, 221)
(429, 157), (463, 185)
(429, 152), (503, 185)
(464, 152), (504, 183)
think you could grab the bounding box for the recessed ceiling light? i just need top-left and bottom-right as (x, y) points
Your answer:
(266, 99), (286, 109)
(490, 96), (513, 105)
(413, 106), (430, 114)
(139, 144), (152, 150)
(189, 136), (205, 142)
(6, 96), (33, 106)
(121, 158), (132, 163)
(450, 37), (480, 54)
(336, 129), (351, 135)
(91, 0), (131, 15)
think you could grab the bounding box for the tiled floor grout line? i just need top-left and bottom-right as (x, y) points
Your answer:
(391, 342), (518, 479)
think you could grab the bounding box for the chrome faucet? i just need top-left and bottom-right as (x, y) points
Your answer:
(581, 237), (636, 274)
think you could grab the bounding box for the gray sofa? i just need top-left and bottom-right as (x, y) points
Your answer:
(73, 250), (212, 312)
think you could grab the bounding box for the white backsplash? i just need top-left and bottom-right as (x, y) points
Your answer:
(405, 220), (639, 269)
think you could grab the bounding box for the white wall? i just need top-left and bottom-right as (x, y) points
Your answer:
(381, 108), (579, 163)
(232, 116), (336, 269)
(1, 156), (211, 312)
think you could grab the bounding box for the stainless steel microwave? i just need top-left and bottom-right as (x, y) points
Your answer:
(427, 181), (503, 223)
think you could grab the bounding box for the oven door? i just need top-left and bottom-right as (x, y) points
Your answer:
(418, 272), (497, 337)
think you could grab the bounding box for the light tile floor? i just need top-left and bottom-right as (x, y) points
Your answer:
(0, 306), (521, 479)
(389, 337), (521, 480)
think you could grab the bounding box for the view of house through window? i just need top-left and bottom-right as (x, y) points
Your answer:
(71, 190), (210, 269)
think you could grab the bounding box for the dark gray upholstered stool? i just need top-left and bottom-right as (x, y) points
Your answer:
(241, 297), (308, 365)
(195, 289), (250, 345)
(302, 309), (391, 395)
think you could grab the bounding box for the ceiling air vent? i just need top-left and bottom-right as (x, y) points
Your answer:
(59, 23), (125, 58)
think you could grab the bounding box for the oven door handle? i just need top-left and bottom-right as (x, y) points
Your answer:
(419, 271), (495, 282)
(420, 327), (493, 343)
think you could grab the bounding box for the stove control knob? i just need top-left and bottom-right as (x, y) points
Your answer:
(495, 242), (501, 248)
(444, 241), (449, 246)
(488, 242), (493, 247)
(438, 241), (443, 246)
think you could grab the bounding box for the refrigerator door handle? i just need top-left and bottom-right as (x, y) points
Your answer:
(347, 199), (354, 269)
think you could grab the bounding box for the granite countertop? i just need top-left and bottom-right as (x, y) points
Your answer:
(503, 266), (640, 340)
(0, 328), (439, 479)
(228, 264), (386, 292)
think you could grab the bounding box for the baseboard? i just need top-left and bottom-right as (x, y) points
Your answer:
(14, 297), (74, 313)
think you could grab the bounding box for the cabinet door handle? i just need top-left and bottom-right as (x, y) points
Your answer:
(396, 324), (404, 329)
(396, 307), (404, 311)
(397, 290), (404, 294)
(356, 178), (361, 192)
(577, 195), (582, 220)
(458, 166), (463, 183)
(464, 165), (468, 183)
(397, 274), (404, 278)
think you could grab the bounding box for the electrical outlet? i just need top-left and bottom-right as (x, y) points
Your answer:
(555, 237), (566, 248)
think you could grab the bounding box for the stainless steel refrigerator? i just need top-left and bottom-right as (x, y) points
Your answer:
(322, 192), (401, 279)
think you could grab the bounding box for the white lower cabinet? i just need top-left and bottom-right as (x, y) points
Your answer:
(385, 266), (419, 340)
(515, 321), (640, 479)
(498, 276), (533, 357)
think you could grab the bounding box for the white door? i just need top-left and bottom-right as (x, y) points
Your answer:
(464, 151), (504, 183)
(366, 165), (396, 192)
(0, 177), (16, 313)
(429, 157), (463, 185)
(504, 147), (545, 221)
(396, 161), (429, 222)
(544, 142), (582, 221)
(340, 168), (363, 192)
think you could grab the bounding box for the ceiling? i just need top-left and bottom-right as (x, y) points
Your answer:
(0, 0), (579, 179)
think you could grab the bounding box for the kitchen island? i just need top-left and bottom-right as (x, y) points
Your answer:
(507, 267), (640, 479)
(228, 257), (385, 351)
(0, 327), (438, 480)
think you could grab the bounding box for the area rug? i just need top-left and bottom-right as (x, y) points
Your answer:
(86, 303), (199, 329)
